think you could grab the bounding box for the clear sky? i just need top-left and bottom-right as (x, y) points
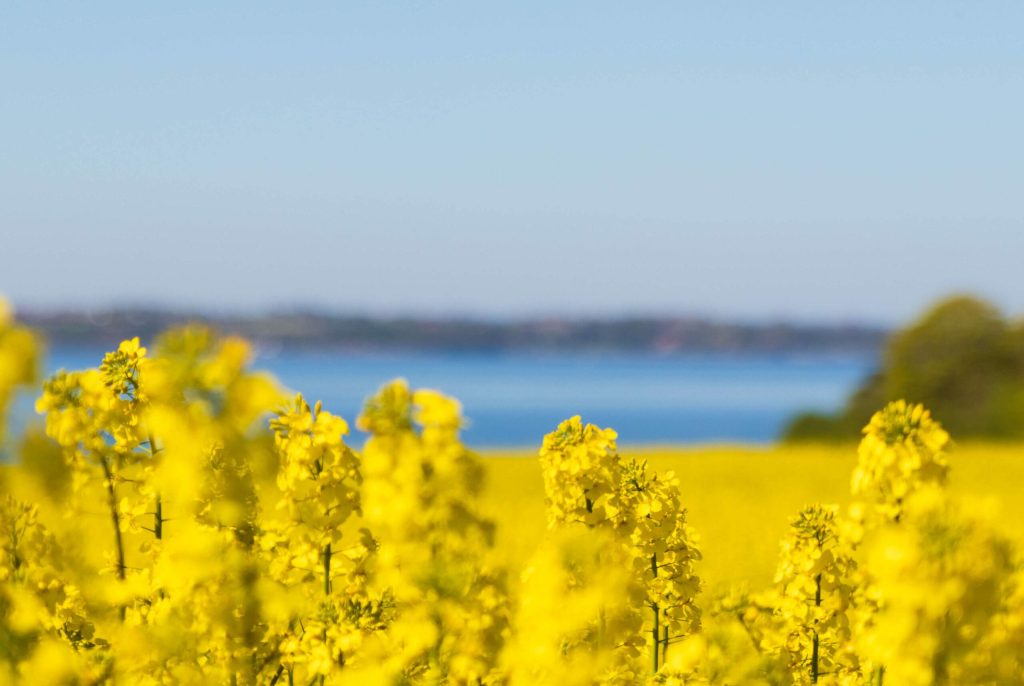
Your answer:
(2, 2), (1022, 324)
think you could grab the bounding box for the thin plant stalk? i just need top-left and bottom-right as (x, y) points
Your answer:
(651, 553), (659, 674)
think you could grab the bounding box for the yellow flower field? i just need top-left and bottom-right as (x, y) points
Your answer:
(11, 442), (1022, 606)
(4, 304), (1024, 684)
(479, 443), (1024, 590)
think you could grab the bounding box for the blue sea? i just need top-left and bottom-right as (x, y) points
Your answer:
(11, 347), (875, 449)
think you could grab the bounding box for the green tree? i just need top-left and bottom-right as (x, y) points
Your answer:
(785, 296), (1024, 441)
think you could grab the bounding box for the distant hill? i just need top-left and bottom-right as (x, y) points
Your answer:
(18, 309), (886, 356)
(784, 296), (1024, 441)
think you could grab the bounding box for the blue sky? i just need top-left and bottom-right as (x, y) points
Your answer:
(2, 2), (1022, 323)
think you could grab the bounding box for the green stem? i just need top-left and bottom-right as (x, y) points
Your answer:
(99, 456), (126, 582)
(321, 542), (331, 685)
(652, 604), (660, 673)
(315, 409), (333, 686)
(651, 553), (659, 674)
(811, 572), (821, 683)
(155, 495), (163, 540)
(148, 434), (163, 540)
(323, 543), (332, 597)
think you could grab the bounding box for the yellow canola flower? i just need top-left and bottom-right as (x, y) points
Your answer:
(771, 504), (859, 685)
(0, 495), (100, 682)
(0, 297), (40, 443)
(539, 415), (627, 529)
(503, 527), (644, 686)
(260, 394), (382, 682)
(14, 636), (95, 686)
(859, 486), (1015, 686)
(651, 618), (792, 686)
(539, 419), (703, 680)
(353, 379), (507, 686)
(851, 400), (950, 524)
(99, 336), (148, 397)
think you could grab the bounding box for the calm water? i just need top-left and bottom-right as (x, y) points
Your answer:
(14, 348), (875, 448)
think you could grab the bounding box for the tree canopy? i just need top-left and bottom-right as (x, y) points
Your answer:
(784, 296), (1024, 441)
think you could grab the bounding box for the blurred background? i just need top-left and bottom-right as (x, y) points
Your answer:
(3, 2), (1023, 446)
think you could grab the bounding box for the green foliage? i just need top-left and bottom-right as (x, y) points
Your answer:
(785, 295), (1024, 441)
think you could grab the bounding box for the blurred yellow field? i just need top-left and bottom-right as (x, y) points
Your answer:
(4, 312), (1024, 683)
(10, 440), (1023, 594)
(479, 442), (1024, 589)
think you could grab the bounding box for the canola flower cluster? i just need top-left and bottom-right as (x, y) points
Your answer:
(0, 302), (38, 443)
(1, 301), (1024, 685)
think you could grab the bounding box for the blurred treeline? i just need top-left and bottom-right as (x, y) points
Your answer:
(785, 296), (1024, 441)
(21, 310), (883, 355)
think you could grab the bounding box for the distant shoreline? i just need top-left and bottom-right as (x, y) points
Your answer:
(20, 309), (886, 356)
